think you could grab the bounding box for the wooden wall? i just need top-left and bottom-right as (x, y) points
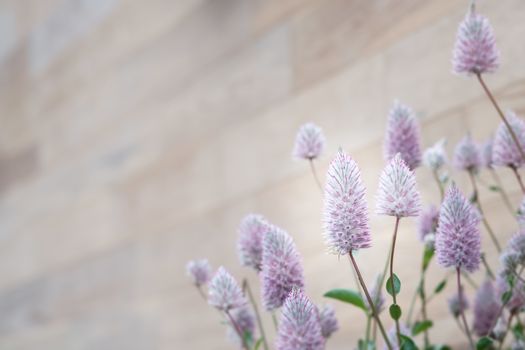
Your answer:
(0, 0), (524, 348)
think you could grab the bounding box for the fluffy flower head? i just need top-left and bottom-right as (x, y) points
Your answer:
(448, 290), (469, 318)
(276, 289), (325, 350)
(453, 135), (481, 172)
(481, 137), (494, 168)
(323, 150), (371, 255)
(518, 198), (525, 229)
(435, 183), (481, 272)
(493, 111), (525, 169)
(418, 205), (440, 243)
(237, 214), (271, 271)
(384, 100), (422, 170)
(423, 139), (447, 171)
(318, 304), (339, 339)
(186, 259), (212, 287)
(376, 153), (421, 218)
(293, 122), (325, 160)
(452, 9), (499, 75)
(208, 267), (246, 311)
(473, 280), (501, 337)
(260, 226), (304, 310)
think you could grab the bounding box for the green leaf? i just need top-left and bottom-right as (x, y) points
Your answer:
(386, 274), (401, 296)
(389, 304), (402, 320)
(469, 192), (478, 204)
(358, 339), (376, 350)
(422, 248), (434, 271)
(243, 331), (253, 347)
(399, 335), (418, 350)
(513, 322), (525, 341)
(254, 338), (264, 350)
(502, 290), (513, 304)
(412, 320), (433, 336)
(489, 185), (501, 192)
(434, 280), (447, 294)
(324, 289), (367, 312)
(476, 336), (493, 350)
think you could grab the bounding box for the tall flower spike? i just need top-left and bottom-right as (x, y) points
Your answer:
(276, 289), (325, 350)
(452, 7), (499, 75)
(293, 122), (325, 160)
(448, 290), (469, 318)
(481, 137), (494, 168)
(208, 267), (246, 311)
(453, 134), (481, 173)
(364, 275), (385, 314)
(423, 139), (447, 171)
(186, 259), (212, 287)
(260, 226), (304, 310)
(318, 304), (339, 339)
(417, 205), (440, 244)
(227, 307), (256, 347)
(435, 184), (481, 272)
(237, 214), (271, 271)
(323, 150), (371, 255)
(376, 153), (421, 218)
(493, 111), (525, 169)
(473, 279), (501, 337)
(384, 100), (422, 170)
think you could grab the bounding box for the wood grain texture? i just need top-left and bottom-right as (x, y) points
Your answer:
(0, 0), (524, 349)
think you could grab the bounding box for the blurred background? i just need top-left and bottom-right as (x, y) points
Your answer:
(0, 0), (524, 348)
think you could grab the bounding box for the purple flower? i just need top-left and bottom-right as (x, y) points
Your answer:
(417, 205), (440, 244)
(452, 9), (499, 75)
(481, 137), (494, 168)
(237, 214), (271, 271)
(435, 184), (481, 272)
(384, 323), (411, 350)
(260, 226), (304, 310)
(448, 290), (469, 318)
(376, 153), (421, 218)
(364, 275), (385, 314)
(227, 307), (256, 347)
(518, 198), (525, 229)
(423, 139), (448, 171)
(493, 111), (525, 169)
(276, 289), (325, 350)
(473, 280), (501, 337)
(384, 100), (422, 170)
(186, 259), (212, 287)
(208, 267), (246, 311)
(507, 231), (525, 266)
(323, 150), (371, 255)
(453, 135), (481, 173)
(497, 277), (525, 314)
(293, 122), (325, 160)
(318, 304), (339, 339)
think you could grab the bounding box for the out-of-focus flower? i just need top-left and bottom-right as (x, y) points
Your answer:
(186, 259), (212, 287)
(473, 279), (501, 337)
(323, 150), (371, 255)
(384, 323), (411, 350)
(318, 304), (339, 339)
(518, 198), (525, 229)
(497, 277), (525, 314)
(364, 275), (385, 314)
(417, 205), (440, 244)
(208, 267), (246, 311)
(435, 184), (481, 273)
(453, 135), (481, 173)
(260, 226), (304, 310)
(481, 137), (494, 168)
(452, 9), (499, 75)
(227, 307), (256, 347)
(237, 214), (271, 271)
(493, 111), (525, 169)
(276, 289), (325, 350)
(448, 290), (469, 318)
(384, 100), (422, 170)
(293, 122), (325, 160)
(512, 339), (525, 350)
(492, 314), (508, 341)
(377, 153), (421, 218)
(423, 139), (447, 171)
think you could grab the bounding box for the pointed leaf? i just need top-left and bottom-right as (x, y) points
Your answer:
(324, 289), (367, 312)
(386, 274), (401, 296)
(476, 336), (493, 350)
(412, 320), (433, 336)
(434, 280), (447, 294)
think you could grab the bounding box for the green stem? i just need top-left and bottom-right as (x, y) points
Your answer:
(433, 169), (445, 202)
(243, 279), (269, 350)
(271, 312), (278, 331)
(510, 165), (525, 194)
(309, 159), (323, 193)
(457, 268), (475, 350)
(481, 253), (495, 280)
(389, 217), (402, 347)
(365, 315), (372, 346)
(497, 312), (515, 350)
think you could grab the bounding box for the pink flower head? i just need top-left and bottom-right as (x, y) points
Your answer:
(384, 323), (411, 350)
(497, 276), (525, 314)
(376, 153), (421, 218)
(276, 289), (325, 350)
(417, 205), (440, 243)
(364, 275), (385, 314)
(260, 226), (304, 310)
(435, 183), (481, 272)
(481, 137), (494, 168)
(453, 134), (481, 173)
(227, 307), (256, 347)
(518, 198), (525, 229)
(208, 267), (246, 311)
(452, 8), (499, 75)
(186, 259), (212, 287)
(423, 139), (448, 171)
(473, 279), (501, 337)
(493, 111), (525, 169)
(323, 150), (371, 255)
(384, 100), (422, 170)
(506, 231), (525, 266)
(293, 122), (325, 160)
(448, 290), (469, 318)
(318, 304), (339, 339)
(237, 214), (271, 271)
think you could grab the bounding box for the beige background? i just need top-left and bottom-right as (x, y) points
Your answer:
(0, 0), (524, 348)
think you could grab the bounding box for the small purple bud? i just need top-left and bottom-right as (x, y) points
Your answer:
(293, 122), (325, 160)
(186, 259), (212, 287)
(453, 135), (481, 173)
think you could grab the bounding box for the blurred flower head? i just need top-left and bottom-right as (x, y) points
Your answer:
(293, 122), (325, 160)
(481, 137), (494, 168)
(237, 214), (271, 272)
(227, 307), (256, 347)
(208, 267), (246, 311)
(417, 205), (440, 244)
(186, 259), (212, 287)
(448, 289), (469, 318)
(473, 279), (501, 337)
(497, 276), (525, 314)
(423, 139), (447, 171)
(492, 111), (525, 169)
(453, 134), (481, 173)
(318, 304), (339, 339)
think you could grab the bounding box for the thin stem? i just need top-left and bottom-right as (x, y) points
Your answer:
(389, 217), (402, 347)
(476, 73), (525, 163)
(510, 165), (525, 194)
(271, 312), (278, 331)
(454, 316), (467, 335)
(420, 276), (430, 347)
(490, 169), (515, 214)
(497, 312), (515, 350)
(225, 309), (250, 350)
(462, 271), (479, 290)
(196, 285), (207, 301)
(468, 170), (502, 252)
(309, 159), (323, 193)
(481, 253), (495, 280)
(243, 279), (269, 350)
(349, 251), (393, 350)
(433, 169), (445, 202)
(365, 315), (372, 346)
(457, 268), (475, 350)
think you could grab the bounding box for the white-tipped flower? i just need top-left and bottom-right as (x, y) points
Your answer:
(423, 139), (447, 171)
(208, 267), (246, 311)
(293, 122), (325, 160)
(237, 214), (271, 271)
